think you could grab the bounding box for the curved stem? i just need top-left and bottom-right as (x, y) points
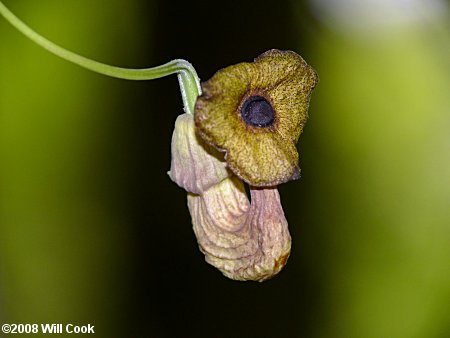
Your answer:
(0, 1), (201, 114)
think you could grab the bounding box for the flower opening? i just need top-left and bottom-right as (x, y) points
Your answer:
(195, 49), (318, 187)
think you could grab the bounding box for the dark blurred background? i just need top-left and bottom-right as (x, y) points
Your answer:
(1, 0), (449, 337)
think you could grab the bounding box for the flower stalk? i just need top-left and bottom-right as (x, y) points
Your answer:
(0, 1), (201, 114)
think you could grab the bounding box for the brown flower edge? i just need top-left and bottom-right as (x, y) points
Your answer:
(195, 49), (318, 187)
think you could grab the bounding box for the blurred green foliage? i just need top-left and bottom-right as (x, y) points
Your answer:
(0, 1), (449, 338)
(0, 1), (154, 336)
(300, 27), (450, 338)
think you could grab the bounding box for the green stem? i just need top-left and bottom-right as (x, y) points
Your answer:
(0, 1), (201, 114)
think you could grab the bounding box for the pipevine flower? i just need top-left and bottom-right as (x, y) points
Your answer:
(195, 49), (318, 187)
(0, 1), (317, 281)
(169, 50), (318, 281)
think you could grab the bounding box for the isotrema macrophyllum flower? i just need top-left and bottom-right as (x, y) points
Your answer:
(169, 49), (318, 281)
(195, 49), (318, 187)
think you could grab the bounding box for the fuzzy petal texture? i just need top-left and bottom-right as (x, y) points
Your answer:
(195, 49), (318, 186)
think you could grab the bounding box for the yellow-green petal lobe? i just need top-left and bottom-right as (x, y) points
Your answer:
(195, 49), (318, 186)
(223, 131), (301, 186)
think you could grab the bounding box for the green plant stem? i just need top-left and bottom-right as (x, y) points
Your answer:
(0, 1), (201, 114)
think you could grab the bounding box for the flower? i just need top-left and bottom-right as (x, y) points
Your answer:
(195, 49), (318, 187)
(169, 50), (318, 281)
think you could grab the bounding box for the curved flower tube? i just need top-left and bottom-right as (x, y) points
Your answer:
(169, 114), (291, 281)
(188, 177), (291, 281)
(169, 105), (309, 281)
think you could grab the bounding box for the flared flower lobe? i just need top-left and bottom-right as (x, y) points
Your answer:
(195, 49), (318, 187)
